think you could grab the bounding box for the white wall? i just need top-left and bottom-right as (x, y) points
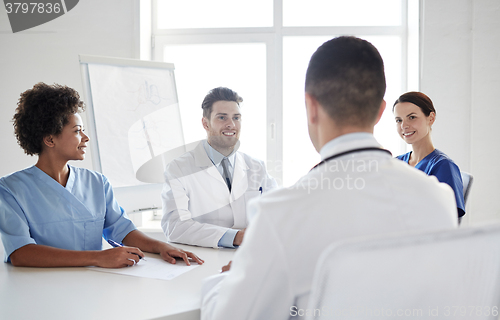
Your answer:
(0, 0), (159, 212)
(0, 0), (137, 177)
(420, 0), (500, 224)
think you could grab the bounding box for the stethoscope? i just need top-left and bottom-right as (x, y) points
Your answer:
(310, 147), (392, 171)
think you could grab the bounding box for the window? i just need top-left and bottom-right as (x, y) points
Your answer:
(148, 0), (419, 187)
(160, 42), (268, 162)
(156, 0), (273, 29)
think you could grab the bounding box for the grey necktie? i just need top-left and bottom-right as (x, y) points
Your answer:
(220, 157), (232, 191)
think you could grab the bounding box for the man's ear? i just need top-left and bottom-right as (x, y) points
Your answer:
(43, 135), (55, 148)
(202, 117), (210, 130)
(374, 100), (387, 125)
(305, 92), (319, 125)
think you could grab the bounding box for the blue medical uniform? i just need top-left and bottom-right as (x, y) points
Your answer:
(397, 149), (465, 218)
(0, 165), (136, 263)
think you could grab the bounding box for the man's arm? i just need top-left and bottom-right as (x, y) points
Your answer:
(232, 229), (245, 246)
(161, 204), (232, 248)
(162, 169), (232, 248)
(201, 208), (295, 320)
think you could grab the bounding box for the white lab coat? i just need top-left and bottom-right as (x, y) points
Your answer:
(200, 134), (458, 320)
(161, 140), (277, 248)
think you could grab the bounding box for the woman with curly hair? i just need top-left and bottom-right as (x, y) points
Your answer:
(0, 82), (203, 267)
(393, 91), (465, 220)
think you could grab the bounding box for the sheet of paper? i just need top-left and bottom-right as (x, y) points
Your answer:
(88, 256), (199, 281)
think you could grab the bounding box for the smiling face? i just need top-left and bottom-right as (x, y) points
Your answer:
(394, 102), (435, 145)
(202, 100), (241, 155)
(50, 113), (89, 161)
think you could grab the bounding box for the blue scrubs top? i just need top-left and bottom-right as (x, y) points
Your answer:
(0, 165), (136, 263)
(397, 149), (465, 218)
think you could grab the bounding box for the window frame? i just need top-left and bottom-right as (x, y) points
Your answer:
(149, 0), (416, 184)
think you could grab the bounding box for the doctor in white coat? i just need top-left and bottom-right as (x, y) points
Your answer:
(161, 87), (277, 248)
(200, 37), (457, 319)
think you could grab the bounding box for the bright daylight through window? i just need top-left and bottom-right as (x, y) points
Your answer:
(151, 0), (419, 187)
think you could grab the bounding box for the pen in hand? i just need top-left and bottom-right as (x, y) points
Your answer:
(107, 239), (146, 261)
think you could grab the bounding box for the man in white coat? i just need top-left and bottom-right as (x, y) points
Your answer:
(161, 87), (277, 248)
(200, 37), (458, 319)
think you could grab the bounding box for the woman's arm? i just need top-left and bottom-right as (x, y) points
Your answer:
(9, 231), (204, 268)
(9, 243), (144, 268)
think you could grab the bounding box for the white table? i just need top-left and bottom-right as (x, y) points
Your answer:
(0, 239), (234, 320)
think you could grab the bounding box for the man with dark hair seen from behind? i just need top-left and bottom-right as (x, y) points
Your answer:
(200, 36), (457, 319)
(161, 87), (277, 248)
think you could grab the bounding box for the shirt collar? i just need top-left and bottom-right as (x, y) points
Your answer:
(203, 140), (236, 167)
(319, 132), (376, 160)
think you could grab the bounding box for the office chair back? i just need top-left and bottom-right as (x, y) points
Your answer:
(461, 171), (474, 205)
(306, 224), (500, 320)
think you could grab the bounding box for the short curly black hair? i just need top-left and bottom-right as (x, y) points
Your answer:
(13, 82), (85, 156)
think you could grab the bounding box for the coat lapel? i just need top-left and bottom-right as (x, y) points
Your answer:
(192, 140), (251, 198)
(231, 152), (249, 200)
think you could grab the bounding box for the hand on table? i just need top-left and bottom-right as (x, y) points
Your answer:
(158, 243), (204, 266)
(233, 228), (246, 246)
(221, 261), (232, 273)
(97, 246), (145, 268)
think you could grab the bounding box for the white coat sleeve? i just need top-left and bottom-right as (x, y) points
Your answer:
(264, 170), (278, 192)
(161, 163), (230, 248)
(201, 202), (295, 320)
(252, 157), (278, 193)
